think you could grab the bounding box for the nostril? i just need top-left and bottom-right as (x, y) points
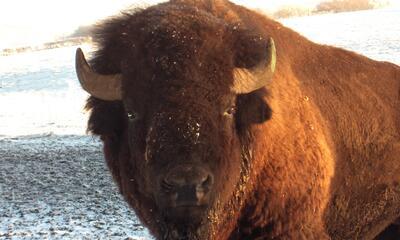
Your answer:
(195, 174), (213, 201)
(199, 174), (213, 191)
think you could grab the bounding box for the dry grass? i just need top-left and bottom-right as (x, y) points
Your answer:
(316, 0), (375, 13)
(273, 5), (312, 18)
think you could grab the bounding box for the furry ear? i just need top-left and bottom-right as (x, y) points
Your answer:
(236, 89), (272, 131)
(85, 96), (125, 137)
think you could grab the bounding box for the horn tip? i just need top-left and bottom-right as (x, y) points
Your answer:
(268, 37), (275, 43)
(268, 37), (276, 49)
(76, 48), (84, 60)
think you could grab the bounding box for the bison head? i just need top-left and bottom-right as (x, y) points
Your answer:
(76, 4), (275, 240)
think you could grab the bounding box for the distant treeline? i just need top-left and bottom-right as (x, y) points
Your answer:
(0, 37), (91, 56)
(273, 0), (389, 18)
(70, 25), (94, 38)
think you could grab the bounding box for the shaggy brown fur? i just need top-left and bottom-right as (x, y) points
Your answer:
(83, 0), (400, 239)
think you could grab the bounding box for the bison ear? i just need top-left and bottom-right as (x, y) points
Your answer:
(231, 31), (276, 94)
(236, 89), (272, 130)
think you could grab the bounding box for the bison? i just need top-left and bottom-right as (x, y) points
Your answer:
(75, 0), (400, 239)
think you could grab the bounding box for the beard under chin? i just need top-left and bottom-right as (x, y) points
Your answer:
(161, 222), (208, 240)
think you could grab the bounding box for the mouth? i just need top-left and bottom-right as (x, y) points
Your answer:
(164, 204), (208, 224)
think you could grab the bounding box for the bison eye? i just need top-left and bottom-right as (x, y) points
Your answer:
(127, 111), (138, 121)
(224, 106), (237, 116)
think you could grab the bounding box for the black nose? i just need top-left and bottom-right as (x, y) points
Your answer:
(162, 165), (214, 207)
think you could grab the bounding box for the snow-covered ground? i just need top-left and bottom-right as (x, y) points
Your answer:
(0, 135), (152, 239)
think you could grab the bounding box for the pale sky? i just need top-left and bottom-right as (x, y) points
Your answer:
(0, 0), (398, 49)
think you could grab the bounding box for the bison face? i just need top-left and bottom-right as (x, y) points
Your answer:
(76, 7), (275, 239)
(123, 88), (241, 226)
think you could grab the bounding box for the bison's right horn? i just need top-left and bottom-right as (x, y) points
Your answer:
(232, 37), (276, 94)
(75, 48), (122, 101)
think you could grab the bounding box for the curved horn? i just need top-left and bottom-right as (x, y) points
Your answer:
(75, 48), (122, 101)
(232, 37), (276, 94)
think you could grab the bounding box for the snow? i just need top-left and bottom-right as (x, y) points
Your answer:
(0, 136), (153, 239)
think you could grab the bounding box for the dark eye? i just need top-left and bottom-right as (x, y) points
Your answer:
(224, 106), (236, 116)
(127, 111), (138, 121)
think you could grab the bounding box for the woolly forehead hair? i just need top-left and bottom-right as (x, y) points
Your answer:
(90, 3), (236, 104)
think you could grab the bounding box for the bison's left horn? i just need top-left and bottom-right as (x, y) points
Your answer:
(75, 48), (122, 101)
(232, 37), (276, 94)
